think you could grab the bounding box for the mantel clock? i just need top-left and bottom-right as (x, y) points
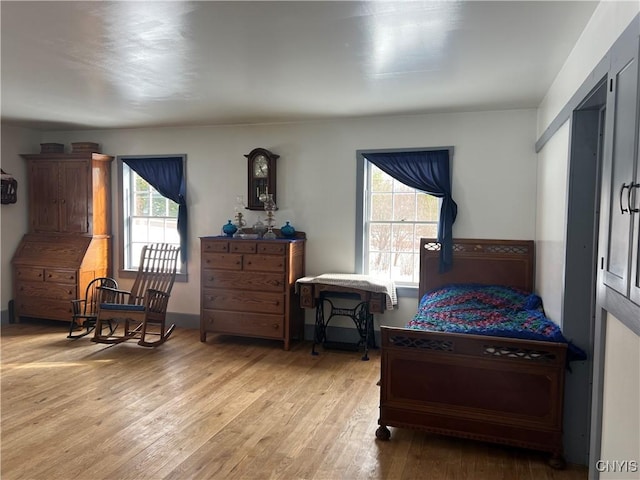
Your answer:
(245, 147), (279, 210)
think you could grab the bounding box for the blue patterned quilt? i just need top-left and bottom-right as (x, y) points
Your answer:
(407, 284), (586, 360)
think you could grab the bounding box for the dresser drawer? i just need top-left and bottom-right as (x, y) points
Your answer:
(202, 270), (285, 292)
(243, 255), (285, 272)
(45, 269), (77, 284)
(202, 252), (243, 270)
(202, 240), (229, 253)
(15, 296), (73, 320)
(257, 243), (286, 255)
(202, 288), (284, 314)
(230, 242), (257, 254)
(17, 281), (76, 300)
(202, 309), (284, 339)
(15, 266), (44, 282)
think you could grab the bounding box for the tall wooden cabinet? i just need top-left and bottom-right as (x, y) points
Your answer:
(601, 31), (640, 307)
(200, 235), (306, 350)
(11, 151), (113, 323)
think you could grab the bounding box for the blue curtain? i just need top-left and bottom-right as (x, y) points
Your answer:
(362, 150), (457, 272)
(123, 156), (188, 263)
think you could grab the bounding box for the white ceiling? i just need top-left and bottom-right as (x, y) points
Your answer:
(1, 1), (598, 131)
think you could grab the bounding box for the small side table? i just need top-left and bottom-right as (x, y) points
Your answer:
(296, 274), (397, 361)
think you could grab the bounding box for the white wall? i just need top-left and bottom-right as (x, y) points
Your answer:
(0, 124), (40, 311)
(24, 109), (537, 327)
(535, 120), (570, 324)
(600, 314), (640, 479)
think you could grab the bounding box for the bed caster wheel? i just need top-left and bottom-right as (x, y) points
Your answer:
(376, 425), (390, 441)
(548, 454), (566, 470)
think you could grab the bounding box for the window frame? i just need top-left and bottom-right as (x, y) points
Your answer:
(356, 147), (453, 298)
(117, 155), (188, 282)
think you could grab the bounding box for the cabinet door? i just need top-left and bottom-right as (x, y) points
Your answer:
(631, 46), (640, 305)
(59, 161), (89, 234)
(602, 37), (639, 296)
(29, 161), (59, 232)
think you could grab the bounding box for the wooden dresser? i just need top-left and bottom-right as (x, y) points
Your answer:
(11, 150), (113, 323)
(200, 234), (306, 350)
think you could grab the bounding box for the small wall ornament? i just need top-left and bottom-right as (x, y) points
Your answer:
(1, 169), (17, 204)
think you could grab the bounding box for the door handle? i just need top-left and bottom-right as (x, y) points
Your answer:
(620, 183), (630, 214)
(628, 182), (640, 213)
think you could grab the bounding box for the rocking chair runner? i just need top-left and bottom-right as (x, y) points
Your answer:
(68, 277), (118, 339)
(92, 243), (180, 347)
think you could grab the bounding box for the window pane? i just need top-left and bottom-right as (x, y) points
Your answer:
(392, 223), (414, 253)
(135, 176), (149, 192)
(369, 223), (391, 252)
(135, 194), (149, 216)
(131, 242), (145, 268)
(151, 193), (167, 216)
(131, 218), (149, 242)
(168, 202), (179, 216)
(415, 224), (439, 250)
(369, 251), (391, 277)
(371, 193), (392, 221)
(149, 218), (167, 241)
(393, 178), (412, 193)
(165, 219), (180, 243)
(393, 193), (415, 221)
(392, 252), (415, 283)
(371, 166), (392, 192)
(417, 194), (439, 221)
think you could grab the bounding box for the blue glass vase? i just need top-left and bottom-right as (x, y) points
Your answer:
(280, 221), (296, 238)
(222, 220), (237, 237)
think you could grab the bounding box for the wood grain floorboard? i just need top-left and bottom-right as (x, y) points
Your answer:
(1, 321), (589, 480)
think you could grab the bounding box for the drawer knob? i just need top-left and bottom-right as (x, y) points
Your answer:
(272, 324), (279, 329)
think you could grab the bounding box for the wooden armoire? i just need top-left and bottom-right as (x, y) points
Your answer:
(11, 148), (114, 323)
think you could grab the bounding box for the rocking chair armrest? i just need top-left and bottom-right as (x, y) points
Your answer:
(145, 288), (170, 298)
(143, 288), (171, 312)
(70, 298), (86, 315)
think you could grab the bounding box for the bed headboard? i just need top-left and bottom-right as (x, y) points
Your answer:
(419, 238), (535, 299)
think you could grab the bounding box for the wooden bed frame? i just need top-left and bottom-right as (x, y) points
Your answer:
(375, 238), (568, 469)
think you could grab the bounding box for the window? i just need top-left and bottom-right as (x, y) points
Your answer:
(356, 148), (456, 295)
(118, 155), (187, 278)
(366, 164), (439, 285)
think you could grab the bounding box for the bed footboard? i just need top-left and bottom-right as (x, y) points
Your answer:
(376, 326), (568, 469)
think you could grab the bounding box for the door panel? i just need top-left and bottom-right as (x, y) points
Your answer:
(59, 161), (89, 233)
(29, 161), (59, 232)
(602, 42), (639, 295)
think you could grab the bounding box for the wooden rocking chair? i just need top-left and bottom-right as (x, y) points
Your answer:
(68, 277), (118, 339)
(92, 243), (180, 347)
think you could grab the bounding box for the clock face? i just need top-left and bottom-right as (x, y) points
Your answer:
(253, 155), (269, 178)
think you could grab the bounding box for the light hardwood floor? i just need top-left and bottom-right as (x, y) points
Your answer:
(1, 321), (588, 480)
